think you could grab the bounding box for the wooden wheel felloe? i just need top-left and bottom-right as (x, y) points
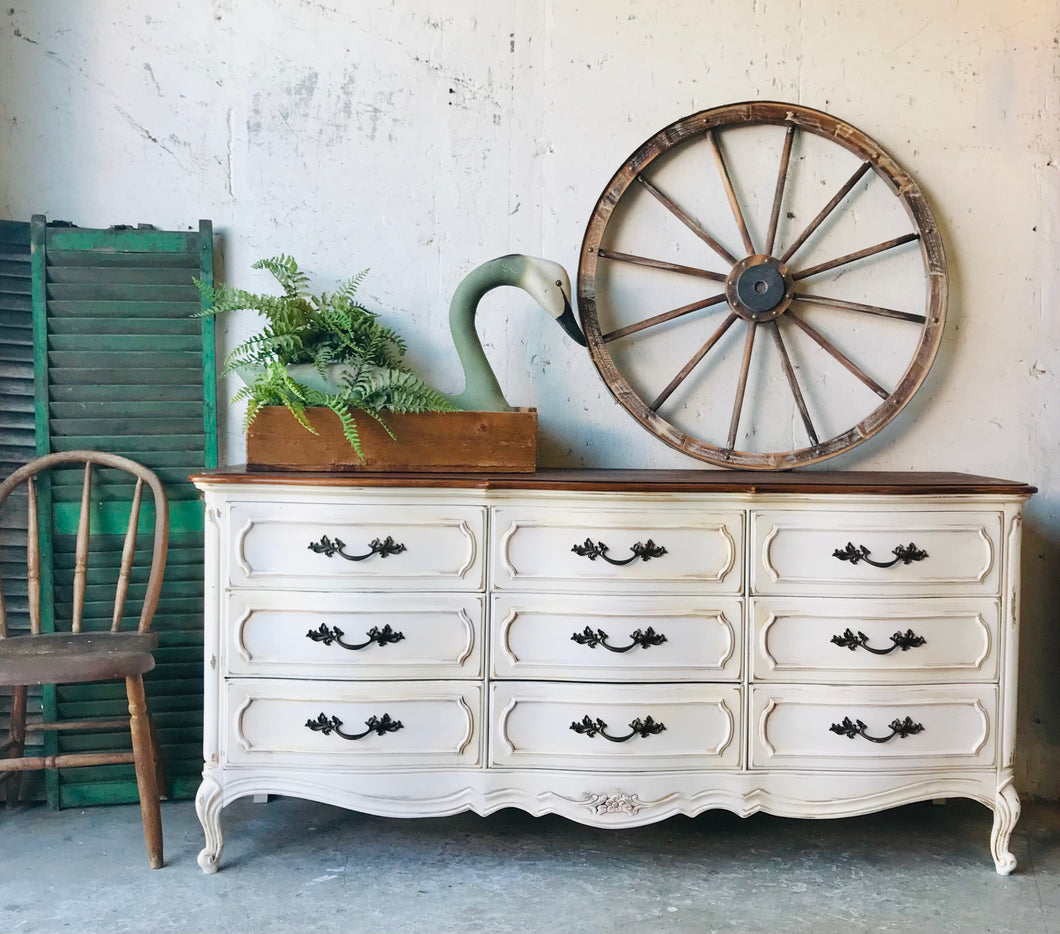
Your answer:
(578, 101), (947, 470)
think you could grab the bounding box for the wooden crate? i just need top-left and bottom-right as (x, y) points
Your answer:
(245, 406), (537, 472)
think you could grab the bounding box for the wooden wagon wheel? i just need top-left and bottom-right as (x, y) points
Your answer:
(577, 101), (946, 470)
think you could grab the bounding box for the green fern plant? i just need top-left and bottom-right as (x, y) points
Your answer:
(198, 255), (459, 458)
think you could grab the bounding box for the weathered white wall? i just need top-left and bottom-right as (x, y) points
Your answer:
(2, 0), (1058, 797)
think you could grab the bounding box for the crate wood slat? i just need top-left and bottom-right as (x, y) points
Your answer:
(246, 406), (538, 472)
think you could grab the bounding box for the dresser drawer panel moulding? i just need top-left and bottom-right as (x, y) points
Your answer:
(751, 597), (999, 683)
(492, 593), (743, 682)
(490, 682), (742, 771)
(224, 679), (482, 768)
(226, 500), (486, 590)
(751, 509), (1002, 596)
(225, 591), (484, 680)
(492, 506), (743, 592)
(750, 684), (997, 769)
(191, 468), (1033, 875)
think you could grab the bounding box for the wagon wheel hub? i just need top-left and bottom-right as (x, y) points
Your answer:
(726, 254), (793, 321)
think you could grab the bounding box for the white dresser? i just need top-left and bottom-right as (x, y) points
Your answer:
(191, 469), (1034, 874)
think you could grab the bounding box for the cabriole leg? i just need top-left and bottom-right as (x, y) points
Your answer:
(990, 779), (1021, 875)
(196, 769), (225, 874)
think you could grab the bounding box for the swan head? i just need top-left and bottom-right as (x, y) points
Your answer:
(506, 255), (588, 346)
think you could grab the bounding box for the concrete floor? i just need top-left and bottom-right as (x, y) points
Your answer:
(1, 797), (1058, 934)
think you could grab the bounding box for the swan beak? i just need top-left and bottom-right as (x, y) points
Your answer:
(556, 298), (588, 346)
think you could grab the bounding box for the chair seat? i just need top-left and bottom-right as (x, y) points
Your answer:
(0, 632), (160, 686)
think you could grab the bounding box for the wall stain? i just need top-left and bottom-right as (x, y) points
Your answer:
(144, 62), (162, 96)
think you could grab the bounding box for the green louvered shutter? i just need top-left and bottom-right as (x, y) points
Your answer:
(0, 219), (46, 797)
(30, 216), (216, 807)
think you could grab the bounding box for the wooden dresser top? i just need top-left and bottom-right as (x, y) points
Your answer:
(191, 468), (1036, 497)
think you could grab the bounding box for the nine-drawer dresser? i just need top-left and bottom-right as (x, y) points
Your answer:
(191, 469), (1034, 874)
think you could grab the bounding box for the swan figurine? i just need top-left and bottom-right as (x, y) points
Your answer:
(445, 254), (587, 412)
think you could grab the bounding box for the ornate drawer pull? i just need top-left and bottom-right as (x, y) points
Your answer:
(308, 534), (407, 562)
(830, 628), (926, 654)
(306, 623), (405, 651)
(829, 715), (924, 743)
(569, 714), (666, 743)
(571, 626), (667, 653)
(832, 542), (928, 568)
(571, 538), (667, 566)
(305, 712), (403, 741)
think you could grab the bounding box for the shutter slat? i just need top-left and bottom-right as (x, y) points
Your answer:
(47, 300), (199, 318)
(47, 368), (205, 385)
(44, 228), (201, 254)
(47, 317), (200, 337)
(46, 283), (198, 302)
(47, 266), (200, 286)
(46, 249), (199, 268)
(49, 334), (202, 353)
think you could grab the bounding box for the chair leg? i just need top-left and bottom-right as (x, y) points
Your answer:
(3, 686), (27, 807)
(126, 675), (163, 868)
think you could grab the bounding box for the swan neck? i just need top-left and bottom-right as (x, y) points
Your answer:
(447, 258), (523, 412)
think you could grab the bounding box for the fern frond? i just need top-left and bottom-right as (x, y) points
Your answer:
(253, 254), (310, 299)
(326, 399), (364, 459)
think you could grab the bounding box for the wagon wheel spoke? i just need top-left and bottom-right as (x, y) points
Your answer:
(596, 248), (729, 283)
(791, 292), (927, 324)
(768, 320), (818, 446)
(651, 312), (739, 412)
(602, 292), (728, 343)
(765, 124), (796, 256)
(785, 310), (890, 399)
(727, 320), (759, 449)
(635, 174), (739, 266)
(706, 129), (756, 256)
(779, 161), (873, 264)
(793, 233), (921, 281)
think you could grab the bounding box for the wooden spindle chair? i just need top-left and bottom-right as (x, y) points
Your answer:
(0, 451), (169, 868)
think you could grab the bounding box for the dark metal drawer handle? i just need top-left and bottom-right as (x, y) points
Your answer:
(569, 714), (666, 743)
(832, 542), (928, 568)
(831, 628), (926, 654)
(829, 716), (924, 743)
(306, 623), (405, 651)
(571, 538), (667, 566)
(308, 534), (407, 562)
(571, 626), (667, 653)
(305, 712), (403, 741)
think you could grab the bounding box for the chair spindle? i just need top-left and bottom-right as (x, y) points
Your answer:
(26, 476), (41, 635)
(112, 477), (144, 632)
(71, 462), (93, 633)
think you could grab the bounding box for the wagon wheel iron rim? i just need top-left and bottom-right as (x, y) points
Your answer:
(576, 101), (947, 471)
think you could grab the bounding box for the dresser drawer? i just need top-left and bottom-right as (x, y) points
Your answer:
(751, 509), (1001, 596)
(492, 507), (742, 592)
(750, 684), (996, 770)
(225, 591), (484, 679)
(492, 594), (742, 681)
(490, 682), (741, 770)
(224, 679), (482, 767)
(751, 597), (999, 683)
(225, 501), (485, 590)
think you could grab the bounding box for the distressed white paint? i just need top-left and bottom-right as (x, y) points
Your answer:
(192, 475), (1029, 873)
(1, 0), (1057, 797)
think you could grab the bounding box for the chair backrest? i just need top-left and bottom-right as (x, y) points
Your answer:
(0, 451), (168, 638)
